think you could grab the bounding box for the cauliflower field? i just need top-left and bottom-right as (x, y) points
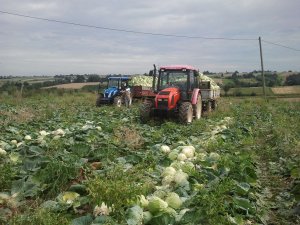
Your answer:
(0, 92), (299, 225)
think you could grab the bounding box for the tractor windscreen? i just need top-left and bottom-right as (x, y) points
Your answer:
(160, 70), (188, 90)
(108, 79), (119, 88)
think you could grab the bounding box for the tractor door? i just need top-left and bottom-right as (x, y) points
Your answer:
(189, 70), (195, 94)
(181, 70), (195, 100)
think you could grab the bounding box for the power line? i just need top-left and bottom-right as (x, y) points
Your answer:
(1, 10), (299, 52)
(262, 39), (300, 52)
(0, 10), (256, 41)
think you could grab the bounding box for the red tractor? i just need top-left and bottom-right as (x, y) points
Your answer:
(140, 65), (219, 124)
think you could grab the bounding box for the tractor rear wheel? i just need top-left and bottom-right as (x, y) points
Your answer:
(193, 95), (202, 119)
(114, 96), (122, 107)
(140, 101), (153, 123)
(179, 102), (193, 124)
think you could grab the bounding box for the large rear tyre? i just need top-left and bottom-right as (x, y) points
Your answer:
(179, 102), (193, 124)
(193, 95), (202, 119)
(140, 101), (153, 123)
(114, 96), (122, 107)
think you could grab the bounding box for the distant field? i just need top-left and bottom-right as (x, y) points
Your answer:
(272, 86), (300, 95)
(240, 78), (258, 83)
(212, 78), (223, 85)
(43, 82), (99, 89)
(25, 78), (55, 84)
(0, 77), (54, 85)
(224, 86), (274, 96)
(220, 86), (300, 97)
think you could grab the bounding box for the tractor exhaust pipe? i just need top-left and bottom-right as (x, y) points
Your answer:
(152, 64), (157, 93)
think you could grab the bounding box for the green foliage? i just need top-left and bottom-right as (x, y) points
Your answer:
(70, 215), (93, 225)
(224, 71), (283, 88)
(222, 86), (274, 96)
(223, 83), (233, 96)
(0, 161), (15, 191)
(0, 92), (299, 224)
(87, 165), (154, 221)
(87, 75), (101, 82)
(34, 157), (81, 198)
(74, 75), (85, 83)
(81, 85), (99, 92)
(285, 73), (300, 85)
(10, 209), (70, 225)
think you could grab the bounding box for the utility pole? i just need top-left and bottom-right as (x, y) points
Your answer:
(258, 36), (266, 98)
(19, 80), (24, 98)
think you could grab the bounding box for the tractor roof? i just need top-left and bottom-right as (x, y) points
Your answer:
(108, 76), (131, 80)
(160, 65), (197, 71)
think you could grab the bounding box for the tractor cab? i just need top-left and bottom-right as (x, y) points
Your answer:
(157, 66), (198, 91)
(140, 65), (202, 124)
(103, 77), (130, 98)
(154, 65), (199, 110)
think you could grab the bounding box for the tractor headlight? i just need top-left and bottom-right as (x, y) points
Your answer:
(158, 98), (167, 102)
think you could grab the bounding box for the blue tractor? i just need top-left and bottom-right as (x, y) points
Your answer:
(96, 77), (132, 107)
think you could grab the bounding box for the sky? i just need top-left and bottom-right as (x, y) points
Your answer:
(0, 0), (300, 76)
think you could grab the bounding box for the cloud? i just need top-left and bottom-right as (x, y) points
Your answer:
(0, 0), (299, 75)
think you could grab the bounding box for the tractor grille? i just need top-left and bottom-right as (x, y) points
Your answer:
(157, 100), (168, 109)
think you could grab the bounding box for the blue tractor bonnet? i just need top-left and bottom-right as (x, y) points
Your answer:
(104, 86), (118, 98)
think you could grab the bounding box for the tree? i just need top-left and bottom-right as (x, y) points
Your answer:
(74, 75), (85, 83)
(255, 72), (282, 87)
(87, 75), (101, 82)
(223, 83), (233, 96)
(232, 71), (239, 79)
(285, 74), (300, 85)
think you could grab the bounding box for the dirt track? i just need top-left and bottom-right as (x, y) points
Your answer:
(43, 82), (99, 89)
(272, 86), (300, 94)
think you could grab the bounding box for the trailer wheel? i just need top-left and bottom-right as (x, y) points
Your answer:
(207, 101), (212, 112)
(193, 95), (202, 119)
(179, 102), (193, 124)
(140, 101), (153, 123)
(212, 100), (217, 110)
(114, 96), (122, 107)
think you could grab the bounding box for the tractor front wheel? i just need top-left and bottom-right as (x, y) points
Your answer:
(179, 102), (193, 124)
(140, 101), (153, 123)
(114, 96), (122, 107)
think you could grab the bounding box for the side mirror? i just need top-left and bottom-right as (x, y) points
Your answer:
(195, 71), (199, 77)
(149, 70), (154, 76)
